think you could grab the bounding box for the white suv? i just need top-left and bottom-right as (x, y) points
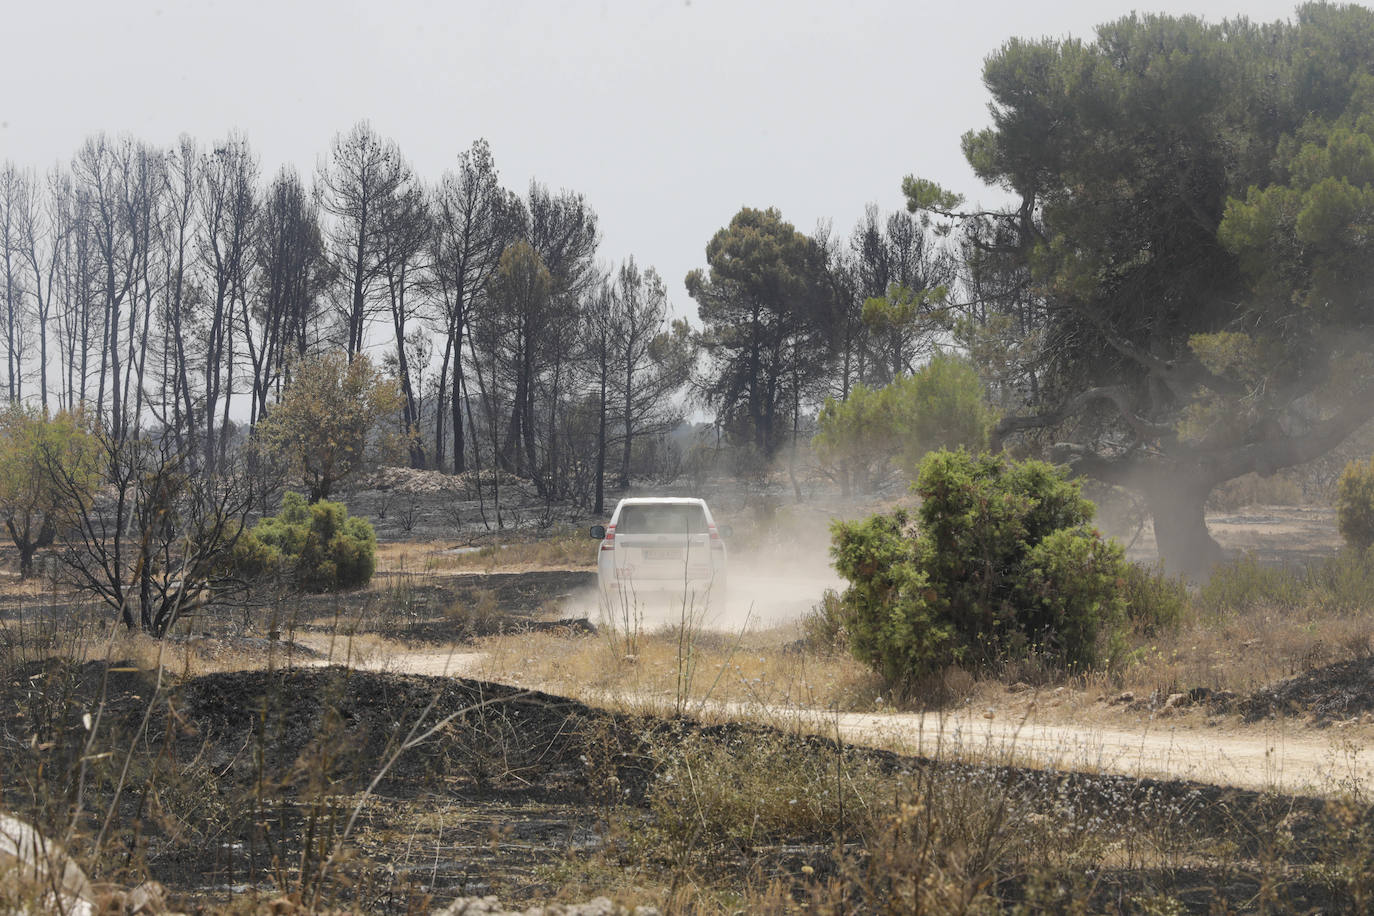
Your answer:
(590, 498), (729, 608)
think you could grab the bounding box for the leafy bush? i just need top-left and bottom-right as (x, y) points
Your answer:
(813, 354), (997, 494)
(830, 451), (1129, 689)
(253, 353), (403, 501)
(1197, 550), (1374, 619)
(1337, 456), (1374, 550)
(1194, 553), (1306, 618)
(800, 589), (848, 655)
(236, 492), (377, 592)
(1304, 548), (1374, 615)
(1118, 561), (1189, 635)
(0, 407), (102, 577)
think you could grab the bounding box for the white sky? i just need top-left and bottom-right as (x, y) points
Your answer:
(1, 0), (1304, 321)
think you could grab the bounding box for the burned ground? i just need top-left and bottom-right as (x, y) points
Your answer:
(1, 503), (1373, 910)
(2, 659), (1372, 913)
(1240, 654), (1374, 725)
(1, 660), (649, 909)
(278, 571), (597, 644)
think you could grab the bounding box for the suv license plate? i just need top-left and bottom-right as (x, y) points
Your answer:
(645, 549), (682, 560)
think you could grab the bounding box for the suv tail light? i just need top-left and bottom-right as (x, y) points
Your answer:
(600, 524), (616, 551)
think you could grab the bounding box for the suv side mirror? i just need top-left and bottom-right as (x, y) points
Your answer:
(590, 525), (607, 540)
(718, 524), (733, 538)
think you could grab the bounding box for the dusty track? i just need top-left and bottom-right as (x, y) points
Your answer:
(318, 506), (1362, 796)
(296, 635), (1371, 796)
(824, 708), (1371, 794)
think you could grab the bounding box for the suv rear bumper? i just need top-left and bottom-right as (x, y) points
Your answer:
(599, 576), (727, 605)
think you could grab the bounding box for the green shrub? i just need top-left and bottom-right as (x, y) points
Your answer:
(890, 355), (999, 480)
(1118, 561), (1189, 635)
(1337, 457), (1374, 551)
(800, 589), (848, 655)
(812, 354), (997, 493)
(830, 450), (1129, 690)
(1198, 549), (1374, 619)
(1194, 553), (1305, 618)
(1305, 548), (1374, 615)
(236, 492), (377, 592)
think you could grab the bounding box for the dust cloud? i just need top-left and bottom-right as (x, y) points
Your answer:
(566, 568), (845, 637)
(567, 497), (858, 635)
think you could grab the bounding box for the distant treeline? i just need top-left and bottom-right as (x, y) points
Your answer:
(0, 123), (1008, 510)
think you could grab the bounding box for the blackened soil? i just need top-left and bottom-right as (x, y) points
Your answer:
(0, 659), (1370, 913)
(283, 571), (597, 644)
(1240, 655), (1374, 724)
(0, 659), (661, 911)
(432, 571), (597, 613)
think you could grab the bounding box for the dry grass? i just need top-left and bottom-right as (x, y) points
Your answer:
(6, 538), (1373, 739)
(1207, 471), (1306, 512)
(796, 599), (1374, 736)
(1112, 603), (1374, 699)
(448, 547), (1374, 751)
(371, 539), (453, 575)
(430, 529), (595, 572)
(7, 626), (329, 679)
(0, 573), (59, 597)
(371, 531), (595, 576)
(471, 621), (883, 718)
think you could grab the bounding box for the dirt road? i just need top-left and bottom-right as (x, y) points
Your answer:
(297, 637), (1370, 796)
(303, 512), (1367, 797)
(819, 707), (1370, 794)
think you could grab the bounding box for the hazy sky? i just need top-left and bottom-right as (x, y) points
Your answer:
(1, 0), (1305, 322)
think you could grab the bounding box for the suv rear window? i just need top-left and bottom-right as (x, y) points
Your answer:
(616, 504), (708, 535)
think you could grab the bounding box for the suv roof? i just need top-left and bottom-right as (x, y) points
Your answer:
(613, 497), (708, 507)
